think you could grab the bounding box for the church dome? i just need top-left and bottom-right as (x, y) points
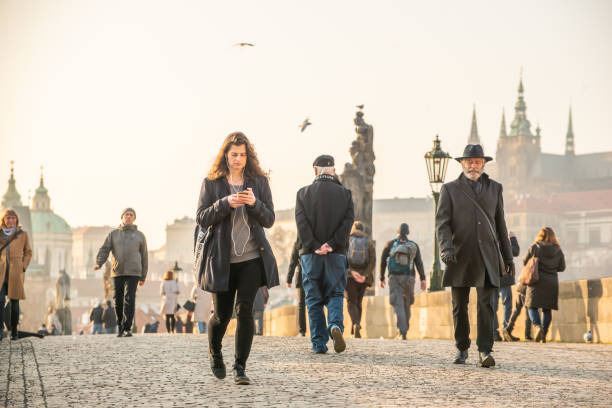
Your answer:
(31, 211), (72, 234)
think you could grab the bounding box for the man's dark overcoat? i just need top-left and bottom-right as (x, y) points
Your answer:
(436, 173), (513, 288)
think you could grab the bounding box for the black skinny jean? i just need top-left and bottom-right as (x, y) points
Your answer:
(208, 258), (264, 368)
(0, 283), (19, 333)
(113, 276), (139, 332)
(165, 314), (176, 333)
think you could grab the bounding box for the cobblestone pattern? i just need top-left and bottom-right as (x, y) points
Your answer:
(1, 335), (611, 407)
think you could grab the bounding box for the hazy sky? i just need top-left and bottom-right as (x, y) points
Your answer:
(1, 0), (611, 248)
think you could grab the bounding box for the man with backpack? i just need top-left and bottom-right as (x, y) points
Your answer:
(345, 221), (376, 338)
(380, 223), (426, 340)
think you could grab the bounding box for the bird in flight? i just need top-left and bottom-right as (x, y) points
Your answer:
(299, 118), (312, 132)
(356, 104), (364, 110)
(234, 42), (255, 47)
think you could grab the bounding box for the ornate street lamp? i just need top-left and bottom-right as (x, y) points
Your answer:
(424, 135), (451, 291)
(172, 261), (182, 282)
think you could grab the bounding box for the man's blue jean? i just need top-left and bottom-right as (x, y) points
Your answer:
(492, 286), (513, 332)
(92, 323), (103, 335)
(301, 253), (347, 353)
(527, 307), (552, 333)
(197, 321), (207, 334)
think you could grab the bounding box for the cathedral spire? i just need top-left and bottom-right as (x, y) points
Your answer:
(566, 107), (575, 156)
(468, 105), (481, 145)
(509, 72), (533, 138)
(33, 165), (51, 211)
(499, 109), (508, 138)
(2, 161), (23, 208)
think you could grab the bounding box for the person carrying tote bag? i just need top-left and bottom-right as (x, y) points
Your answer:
(519, 244), (539, 285)
(522, 227), (565, 343)
(195, 131), (279, 385)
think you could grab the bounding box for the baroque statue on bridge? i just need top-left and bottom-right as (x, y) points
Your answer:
(340, 107), (375, 233)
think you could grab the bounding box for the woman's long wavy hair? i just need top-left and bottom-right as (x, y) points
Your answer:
(535, 227), (561, 247)
(208, 132), (265, 180)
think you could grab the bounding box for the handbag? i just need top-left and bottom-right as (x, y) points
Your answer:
(519, 244), (540, 285)
(183, 299), (196, 312)
(193, 224), (215, 289)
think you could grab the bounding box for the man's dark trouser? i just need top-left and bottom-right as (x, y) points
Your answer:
(113, 276), (139, 332)
(452, 285), (496, 352)
(297, 287), (306, 335)
(208, 258), (263, 367)
(345, 278), (367, 330)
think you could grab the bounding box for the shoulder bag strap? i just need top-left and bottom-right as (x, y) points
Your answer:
(457, 184), (500, 247)
(0, 229), (22, 254)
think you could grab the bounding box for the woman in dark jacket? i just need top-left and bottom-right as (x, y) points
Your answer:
(522, 227), (565, 343)
(196, 131), (278, 385)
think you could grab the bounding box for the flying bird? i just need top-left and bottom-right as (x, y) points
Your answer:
(356, 104), (364, 110)
(234, 42), (255, 47)
(299, 118), (312, 133)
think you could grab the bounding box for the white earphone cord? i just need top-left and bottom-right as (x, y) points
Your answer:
(230, 165), (250, 257)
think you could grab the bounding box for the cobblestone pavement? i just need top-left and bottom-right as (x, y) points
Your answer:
(1, 334), (611, 407)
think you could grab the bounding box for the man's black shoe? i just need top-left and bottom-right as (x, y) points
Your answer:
(209, 352), (226, 379)
(233, 364), (250, 385)
(117, 330), (124, 338)
(493, 331), (503, 342)
(123, 330), (133, 337)
(479, 352), (495, 368)
(453, 349), (468, 364)
(354, 324), (361, 339)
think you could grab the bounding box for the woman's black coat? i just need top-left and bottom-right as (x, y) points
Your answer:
(196, 175), (279, 293)
(523, 242), (565, 310)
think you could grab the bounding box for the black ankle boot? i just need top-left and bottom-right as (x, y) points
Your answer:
(354, 324), (361, 338)
(233, 364), (250, 385)
(11, 326), (18, 341)
(209, 351), (226, 379)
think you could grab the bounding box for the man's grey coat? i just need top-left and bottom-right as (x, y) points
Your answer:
(436, 173), (513, 288)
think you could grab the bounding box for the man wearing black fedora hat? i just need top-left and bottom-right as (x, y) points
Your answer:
(436, 144), (514, 367)
(295, 154), (354, 354)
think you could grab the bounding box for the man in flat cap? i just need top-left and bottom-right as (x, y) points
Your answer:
(436, 144), (513, 367)
(94, 208), (148, 337)
(295, 155), (355, 354)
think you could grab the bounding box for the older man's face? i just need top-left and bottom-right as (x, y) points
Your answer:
(461, 158), (485, 181)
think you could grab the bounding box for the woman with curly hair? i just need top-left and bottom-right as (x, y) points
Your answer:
(523, 227), (565, 343)
(196, 131), (279, 385)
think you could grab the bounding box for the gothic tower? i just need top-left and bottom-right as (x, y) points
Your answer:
(468, 105), (481, 145)
(495, 76), (541, 195)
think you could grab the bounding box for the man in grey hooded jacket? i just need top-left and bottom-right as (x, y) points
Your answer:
(95, 208), (148, 337)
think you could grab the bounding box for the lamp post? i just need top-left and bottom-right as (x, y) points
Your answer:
(424, 135), (451, 292)
(172, 261), (182, 282)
